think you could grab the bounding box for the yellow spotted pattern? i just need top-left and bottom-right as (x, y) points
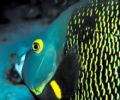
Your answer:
(65, 0), (120, 99)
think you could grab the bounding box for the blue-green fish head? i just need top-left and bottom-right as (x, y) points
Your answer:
(22, 37), (57, 95)
(21, 1), (81, 96)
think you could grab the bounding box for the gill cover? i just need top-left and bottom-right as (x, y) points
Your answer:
(22, 38), (57, 95)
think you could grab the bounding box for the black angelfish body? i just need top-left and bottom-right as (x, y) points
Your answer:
(27, 0), (120, 100)
(64, 0), (120, 99)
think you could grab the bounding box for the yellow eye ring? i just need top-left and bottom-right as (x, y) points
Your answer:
(32, 39), (44, 54)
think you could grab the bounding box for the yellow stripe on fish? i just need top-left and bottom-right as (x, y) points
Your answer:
(50, 80), (62, 99)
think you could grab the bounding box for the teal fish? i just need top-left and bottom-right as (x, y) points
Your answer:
(22, 0), (120, 99)
(22, 1), (81, 99)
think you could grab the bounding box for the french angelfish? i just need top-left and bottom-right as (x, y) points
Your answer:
(22, 0), (120, 99)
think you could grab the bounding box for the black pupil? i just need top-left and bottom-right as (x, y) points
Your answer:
(34, 43), (39, 50)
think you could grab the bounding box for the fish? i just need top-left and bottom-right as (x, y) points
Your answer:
(21, 1), (81, 99)
(21, 0), (120, 99)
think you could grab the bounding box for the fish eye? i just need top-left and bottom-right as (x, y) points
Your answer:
(32, 39), (44, 54)
(33, 43), (40, 51)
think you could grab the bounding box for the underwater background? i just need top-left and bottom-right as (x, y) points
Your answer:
(0, 0), (78, 100)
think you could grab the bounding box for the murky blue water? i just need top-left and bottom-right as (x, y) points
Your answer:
(0, 20), (48, 100)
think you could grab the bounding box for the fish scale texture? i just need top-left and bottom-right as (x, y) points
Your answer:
(65, 0), (120, 99)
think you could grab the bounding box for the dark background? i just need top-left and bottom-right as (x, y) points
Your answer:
(0, 0), (78, 24)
